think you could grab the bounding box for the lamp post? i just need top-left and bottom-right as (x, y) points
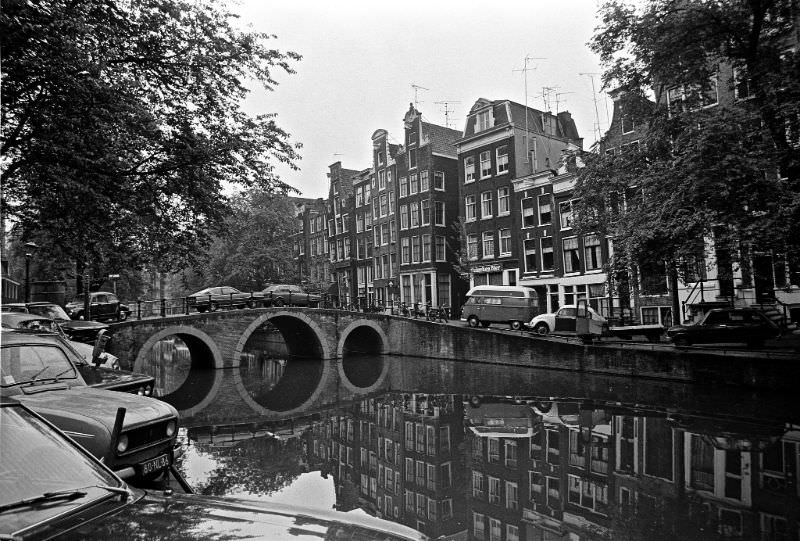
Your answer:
(23, 242), (39, 303)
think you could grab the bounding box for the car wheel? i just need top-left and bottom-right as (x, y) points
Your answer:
(673, 335), (691, 347)
(117, 310), (128, 322)
(273, 299), (285, 308)
(510, 320), (523, 331)
(209, 302), (219, 312)
(468, 315), (479, 328)
(534, 323), (549, 335)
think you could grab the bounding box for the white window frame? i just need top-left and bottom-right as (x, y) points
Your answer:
(465, 195), (477, 222)
(480, 151), (492, 179)
(465, 156), (475, 183)
(496, 145), (509, 174)
(482, 231), (495, 260)
(499, 229), (511, 256)
(481, 191), (492, 219)
(497, 187), (510, 215)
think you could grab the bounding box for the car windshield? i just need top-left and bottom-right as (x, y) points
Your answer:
(1, 344), (78, 387)
(0, 405), (123, 534)
(26, 305), (70, 320)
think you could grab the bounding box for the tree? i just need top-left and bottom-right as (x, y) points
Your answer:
(1, 0), (301, 278)
(575, 0), (800, 285)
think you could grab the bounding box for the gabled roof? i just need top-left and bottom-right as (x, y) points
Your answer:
(460, 98), (582, 145)
(421, 121), (461, 155)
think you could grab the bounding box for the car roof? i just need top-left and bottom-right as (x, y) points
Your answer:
(1, 313), (53, 325)
(0, 329), (69, 346)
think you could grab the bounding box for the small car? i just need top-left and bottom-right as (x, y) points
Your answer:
(528, 304), (607, 335)
(261, 284), (321, 307)
(0, 401), (428, 540)
(1, 330), (178, 480)
(65, 292), (131, 322)
(4, 301), (109, 343)
(666, 307), (780, 348)
(187, 286), (260, 312)
(460, 285), (540, 330)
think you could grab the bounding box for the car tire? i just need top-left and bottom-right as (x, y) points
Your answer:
(209, 302), (218, 312)
(673, 335), (691, 347)
(534, 323), (549, 335)
(273, 299), (285, 308)
(117, 310), (128, 322)
(468, 315), (479, 328)
(510, 320), (523, 331)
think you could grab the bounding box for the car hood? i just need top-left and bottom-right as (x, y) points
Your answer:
(67, 491), (427, 540)
(14, 386), (176, 428)
(61, 319), (109, 331)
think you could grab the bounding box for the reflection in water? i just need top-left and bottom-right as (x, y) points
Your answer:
(143, 336), (191, 396)
(239, 353), (287, 398)
(166, 355), (800, 540)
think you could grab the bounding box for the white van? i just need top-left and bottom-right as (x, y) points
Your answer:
(460, 285), (540, 330)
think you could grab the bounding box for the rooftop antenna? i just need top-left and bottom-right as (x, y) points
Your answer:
(541, 86), (558, 112)
(513, 54), (545, 167)
(555, 91), (574, 116)
(580, 72), (603, 143)
(434, 100), (462, 129)
(411, 83), (429, 109)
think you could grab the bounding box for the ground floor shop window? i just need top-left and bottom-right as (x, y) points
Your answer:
(641, 306), (673, 327)
(437, 274), (451, 308)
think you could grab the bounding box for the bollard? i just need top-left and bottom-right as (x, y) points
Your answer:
(160, 298), (166, 318)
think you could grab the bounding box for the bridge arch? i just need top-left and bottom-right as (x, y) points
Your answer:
(231, 311), (332, 366)
(337, 319), (389, 358)
(133, 325), (224, 416)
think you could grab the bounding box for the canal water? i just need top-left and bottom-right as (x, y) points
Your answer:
(140, 337), (800, 540)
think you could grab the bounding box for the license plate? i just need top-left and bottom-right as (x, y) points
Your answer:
(139, 454), (170, 476)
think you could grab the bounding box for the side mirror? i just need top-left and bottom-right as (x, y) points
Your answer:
(92, 329), (111, 366)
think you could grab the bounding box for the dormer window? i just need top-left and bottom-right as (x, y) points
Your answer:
(476, 110), (493, 132)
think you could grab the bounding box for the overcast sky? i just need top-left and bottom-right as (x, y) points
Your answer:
(236, 0), (609, 199)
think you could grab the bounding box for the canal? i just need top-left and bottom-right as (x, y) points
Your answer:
(141, 336), (800, 540)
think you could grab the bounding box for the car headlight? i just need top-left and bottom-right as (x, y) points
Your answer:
(145, 385), (153, 396)
(137, 386), (145, 395)
(166, 420), (177, 437)
(116, 433), (129, 453)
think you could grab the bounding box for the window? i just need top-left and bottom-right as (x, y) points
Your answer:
(378, 170), (386, 190)
(499, 229), (511, 256)
(380, 194), (388, 217)
(435, 236), (445, 261)
(506, 524), (519, 541)
(563, 237), (581, 273)
(584, 234), (603, 270)
(480, 151), (492, 178)
(621, 105), (635, 134)
(421, 199), (430, 225)
(505, 441), (518, 467)
(434, 201), (445, 226)
(559, 200), (574, 229)
(505, 481), (519, 510)
(401, 238), (410, 264)
(420, 170), (429, 192)
(400, 176), (408, 197)
(538, 195), (552, 224)
(400, 204), (408, 229)
(465, 156), (476, 183)
(522, 197), (535, 227)
(489, 518), (501, 541)
(434, 171), (445, 190)
(482, 231), (494, 259)
(409, 148), (418, 169)
(488, 477), (501, 504)
(541, 237), (554, 271)
(389, 191), (395, 214)
(410, 202), (420, 227)
(467, 234), (478, 260)
(473, 512), (485, 540)
(488, 438), (500, 463)
(427, 463), (437, 490)
(465, 195), (477, 221)
(410, 174), (419, 194)
(412, 236), (420, 262)
(422, 234), (431, 261)
(481, 191), (492, 218)
(495, 145), (509, 174)
(378, 151), (385, 165)
(497, 187), (510, 215)
(472, 471), (485, 497)
(381, 223), (389, 245)
(477, 109), (492, 131)
(524, 239), (537, 272)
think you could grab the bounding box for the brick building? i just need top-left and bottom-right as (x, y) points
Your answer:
(370, 129), (400, 305)
(326, 162), (363, 306)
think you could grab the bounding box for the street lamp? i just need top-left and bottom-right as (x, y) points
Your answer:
(23, 242), (39, 303)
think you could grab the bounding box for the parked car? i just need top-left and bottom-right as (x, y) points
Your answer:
(460, 285), (540, 330)
(261, 283), (321, 307)
(0, 401), (428, 540)
(4, 301), (110, 343)
(666, 307), (781, 348)
(528, 304), (607, 335)
(65, 292), (131, 322)
(0, 330), (178, 480)
(187, 286), (260, 312)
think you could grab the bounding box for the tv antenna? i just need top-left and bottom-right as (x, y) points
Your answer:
(555, 91), (574, 115)
(411, 83), (429, 109)
(434, 100), (461, 129)
(513, 54), (545, 166)
(580, 72), (603, 143)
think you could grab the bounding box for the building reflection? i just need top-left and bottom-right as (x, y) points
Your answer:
(305, 394), (800, 541)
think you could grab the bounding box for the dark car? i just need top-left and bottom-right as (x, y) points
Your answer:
(187, 286), (260, 312)
(65, 292), (131, 322)
(6, 301), (110, 343)
(0, 331), (178, 481)
(666, 307), (781, 348)
(261, 284), (321, 307)
(0, 401), (428, 541)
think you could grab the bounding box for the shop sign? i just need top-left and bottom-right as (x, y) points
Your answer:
(471, 264), (502, 274)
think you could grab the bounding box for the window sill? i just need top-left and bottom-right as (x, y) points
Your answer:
(480, 176), (492, 180)
(496, 170), (508, 176)
(465, 179), (476, 184)
(481, 216), (493, 220)
(584, 269), (604, 274)
(498, 212), (511, 217)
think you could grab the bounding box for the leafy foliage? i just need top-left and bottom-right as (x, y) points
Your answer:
(576, 0), (800, 274)
(1, 0), (301, 276)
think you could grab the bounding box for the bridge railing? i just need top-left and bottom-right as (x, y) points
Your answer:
(129, 293), (454, 322)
